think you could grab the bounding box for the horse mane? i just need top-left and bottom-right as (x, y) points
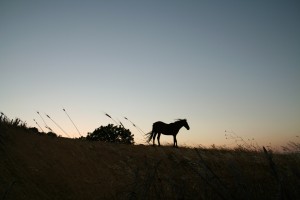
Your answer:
(174, 119), (186, 122)
(171, 119), (186, 126)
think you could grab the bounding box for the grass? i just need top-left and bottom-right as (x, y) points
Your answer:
(1, 114), (300, 199)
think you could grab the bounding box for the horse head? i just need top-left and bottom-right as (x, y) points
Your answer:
(180, 119), (190, 130)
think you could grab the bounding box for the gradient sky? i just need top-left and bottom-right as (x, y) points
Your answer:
(1, 0), (299, 148)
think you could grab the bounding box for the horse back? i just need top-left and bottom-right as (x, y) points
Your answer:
(152, 121), (169, 133)
(153, 121), (166, 127)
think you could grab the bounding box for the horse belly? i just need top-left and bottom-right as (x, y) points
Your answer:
(160, 132), (173, 135)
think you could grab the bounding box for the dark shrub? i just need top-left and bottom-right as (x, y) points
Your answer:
(86, 124), (134, 144)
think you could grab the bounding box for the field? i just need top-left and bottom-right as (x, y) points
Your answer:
(1, 117), (300, 199)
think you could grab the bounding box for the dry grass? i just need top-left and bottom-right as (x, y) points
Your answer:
(1, 117), (300, 199)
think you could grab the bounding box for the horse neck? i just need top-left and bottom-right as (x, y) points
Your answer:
(173, 121), (185, 131)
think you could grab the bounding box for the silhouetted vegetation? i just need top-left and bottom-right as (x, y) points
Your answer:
(28, 127), (39, 133)
(0, 112), (57, 137)
(46, 131), (58, 137)
(0, 112), (27, 130)
(86, 124), (134, 144)
(1, 113), (300, 199)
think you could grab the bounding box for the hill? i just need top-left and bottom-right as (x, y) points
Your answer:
(1, 121), (300, 199)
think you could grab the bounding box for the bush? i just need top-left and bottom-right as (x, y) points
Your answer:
(47, 131), (58, 137)
(86, 124), (134, 144)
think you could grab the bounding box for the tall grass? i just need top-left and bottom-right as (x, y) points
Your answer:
(0, 112), (27, 130)
(2, 113), (300, 199)
(0, 112), (58, 138)
(123, 146), (300, 199)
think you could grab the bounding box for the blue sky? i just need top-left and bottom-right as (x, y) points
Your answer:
(1, 0), (299, 148)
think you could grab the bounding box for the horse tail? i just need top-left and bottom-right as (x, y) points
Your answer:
(145, 131), (154, 143)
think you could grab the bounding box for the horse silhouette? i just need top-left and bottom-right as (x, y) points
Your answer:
(146, 119), (190, 147)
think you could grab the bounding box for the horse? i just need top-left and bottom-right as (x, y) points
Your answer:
(146, 119), (190, 147)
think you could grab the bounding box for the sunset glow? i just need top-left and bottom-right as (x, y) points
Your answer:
(1, 0), (299, 149)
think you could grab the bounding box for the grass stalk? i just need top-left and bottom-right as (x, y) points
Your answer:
(263, 146), (292, 200)
(104, 112), (120, 126)
(33, 119), (44, 132)
(63, 108), (81, 137)
(2, 180), (16, 200)
(45, 113), (70, 137)
(37, 111), (53, 132)
(124, 117), (147, 142)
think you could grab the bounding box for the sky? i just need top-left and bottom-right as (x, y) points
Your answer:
(1, 0), (300, 149)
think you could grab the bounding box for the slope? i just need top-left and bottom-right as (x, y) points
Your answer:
(1, 125), (300, 199)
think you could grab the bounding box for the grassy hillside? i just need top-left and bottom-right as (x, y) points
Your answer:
(1, 118), (300, 199)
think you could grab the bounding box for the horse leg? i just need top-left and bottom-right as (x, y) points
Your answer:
(157, 133), (161, 146)
(152, 132), (157, 146)
(173, 135), (178, 147)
